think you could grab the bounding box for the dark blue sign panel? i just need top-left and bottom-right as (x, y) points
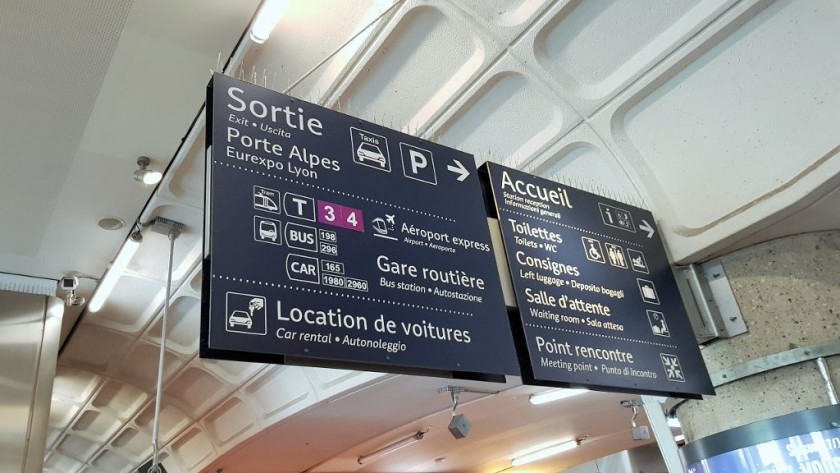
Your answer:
(483, 163), (713, 396)
(201, 73), (519, 378)
(687, 427), (840, 473)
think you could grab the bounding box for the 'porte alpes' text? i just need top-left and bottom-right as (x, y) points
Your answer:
(500, 170), (573, 208)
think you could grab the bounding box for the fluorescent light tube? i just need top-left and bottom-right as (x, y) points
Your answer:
(529, 388), (588, 405)
(88, 237), (141, 312)
(357, 431), (426, 465)
(250, 0), (290, 44)
(511, 439), (579, 467)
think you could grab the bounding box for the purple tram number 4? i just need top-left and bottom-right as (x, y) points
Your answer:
(317, 200), (365, 233)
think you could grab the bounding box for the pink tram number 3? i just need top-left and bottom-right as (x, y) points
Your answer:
(317, 200), (365, 232)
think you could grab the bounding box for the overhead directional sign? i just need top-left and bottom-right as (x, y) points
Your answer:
(483, 163), (713, 397)
(201, 73), (519, 379)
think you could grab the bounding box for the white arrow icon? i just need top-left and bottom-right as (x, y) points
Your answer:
(639, 219), (655, 239)
(446, 159), (469, 182)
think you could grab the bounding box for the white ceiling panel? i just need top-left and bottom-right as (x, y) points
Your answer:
(514, 0), (735, 115)
(241, 365), (314, 421)
(113, 342), (187, 390)
(143, 296), (201, 356)
(165, 366), (230, 420)
(91, 449), (133, 473)
(52, 366), (101, 404)
(243, 0), (382, 102)
(71, 410), (123, 443)
(433, 53), (579, 167)
(44, 451), (85, 473)
(0, 0), (131, 257)
(590, 0), (840, 261)
(622, 0), (840, 228)
(202, 397), (258, 448)
(90, 379), (148, 421)
(84, 275), (163, 335)
(134, 401), (191, 445)
(523, 123), (644, 205)
(201, 358), (265, 386)
(456, 0), (553, 45)
(163, 130), (208, 209)
(49, 399), (81, 431)
(56, 434), (100, 463)
(111, 426), (153, 463)
(169, 427), (216, 471)
(337, 1), (502, 132)
(61, 324), (133, 373)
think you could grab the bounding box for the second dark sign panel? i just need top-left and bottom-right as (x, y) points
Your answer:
(483, 162), (714, 398)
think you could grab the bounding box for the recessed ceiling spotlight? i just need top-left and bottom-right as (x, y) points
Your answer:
(97, 217), (125, 231)
(133, 156), (162, 185)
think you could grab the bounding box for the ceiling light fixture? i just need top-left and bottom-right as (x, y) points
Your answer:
(87, 231), (142, 312)
(249, 0), (290, 44)
(97, 216), (125, 231)
(529, 388), (588, 405)
(133, 156), (162, 185)
(357, 430), (427, 465)
(511, 438), (582, 467)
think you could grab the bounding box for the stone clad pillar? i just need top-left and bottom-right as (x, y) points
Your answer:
(676, 231), (840, 441)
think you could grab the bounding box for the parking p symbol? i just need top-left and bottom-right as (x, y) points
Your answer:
(400, 143), (437, 185)
(409, 149), (427, 174)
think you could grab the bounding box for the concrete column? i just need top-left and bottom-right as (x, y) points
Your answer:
(676, 231), (840, 441)
(0, 291), (63, 473)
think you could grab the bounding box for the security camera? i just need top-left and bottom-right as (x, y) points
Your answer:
(61, 276), (79, 291)
(59, 276), (85, 307)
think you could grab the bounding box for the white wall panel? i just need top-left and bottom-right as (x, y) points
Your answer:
(134, 401), (190, 444)
(83, 275), (163, 334)
(56, 434), (99, 462)
(144, 296), (201, 356)
(434, 54), (578, 167)
(165, 366), (229, 419)
(515, 0), (735, 115)
(524, 124), (643, 205)
(90, 379), (148, 421)
(113, 341), (186, 389)
(111, 426), (152, 462)
(243, 365), (313, 421)
(203, 397), (257, 446)
(621, 0), (840, 229)
(61, 324), (131, 373)
(338, 2), (498, 132)
(170, 427), (215, 471)
(71, 410), (122, 442)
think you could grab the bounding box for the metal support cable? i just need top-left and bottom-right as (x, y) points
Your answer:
(149, 233), (177, 473)
(282, 0), (403, 94)
(816, 357), (839, 405)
